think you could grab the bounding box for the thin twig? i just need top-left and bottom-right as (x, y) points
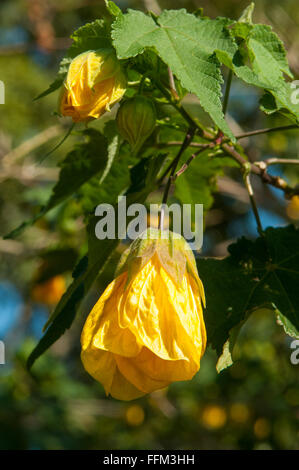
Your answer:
(1, 125), (64, 167)
(154, 81), (215, 141)
(159, 128), (195, 230)
(243, 170), (263, 234)
(236, 124), (299, 140)
(168, 68), (179, 101)
(261, 157), (299, 166)
(156, 141), (212, 149)
(221, 142), (299, 196)
(172, 146), (211, 181)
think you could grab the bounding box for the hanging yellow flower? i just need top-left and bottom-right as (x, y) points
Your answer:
(81, 229), (206, 401)
(60, 49), (126, 122)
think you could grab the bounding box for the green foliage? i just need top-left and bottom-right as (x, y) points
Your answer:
(175, 149), (238, 212)
(198, 225), (299, 370)
(3, 3), (299, 387)
(27, 153), (166, 369)
(4, 129), (112, 239)
(105, 0), (122, 17)
(112, 9), (235, 140)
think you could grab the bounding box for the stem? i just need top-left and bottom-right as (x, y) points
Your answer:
(2, 125), (64, 167)
(223, 69), (233, 115)
(158, 128), (195, 229)
(263, 158), (299, 166)
(236, 124), (299, 140)
(221, 142), (299, 196)
(154, 80), (215, 141)
(172, 146), (210, 181)
(156, 141), (211, 149)
(168, 67), (179, 101)
(243, 170), (263, 234)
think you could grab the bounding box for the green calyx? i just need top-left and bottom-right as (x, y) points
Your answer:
(116, 229), (205, 303)
(116, 95), (156, 155)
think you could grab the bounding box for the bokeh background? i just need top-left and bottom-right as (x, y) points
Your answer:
(0, 0), (299, 450)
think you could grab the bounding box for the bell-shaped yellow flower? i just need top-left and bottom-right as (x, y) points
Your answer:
(60, 49), (126, 122)
(81, 229), (206, 401)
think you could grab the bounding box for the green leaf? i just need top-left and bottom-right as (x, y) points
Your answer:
(112, 9), (235, 140)
(229, 21), (299, 122)
(238, 2), (255, 24)
(4, 129), (111, 239)
(248, 24), (293, 83)
(105, 0), (122, 17)
(197, 225), (299, 370)
(68, 19), (111, 57)
(27, 153), (166, 369)
(216, 323), (243, 373)
(265, 82), (299, 124)
(34, 248), (78, 284)
(34, 58), (71, 101)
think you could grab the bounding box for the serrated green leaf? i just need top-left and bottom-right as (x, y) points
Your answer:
(239, 2), (255, 24)
(198, 225), (299, 370)
(248, 24), (293, 82)
(112, 9), (235, 140)
(267, 82), (299, 124)
(68, 19), (111, 57)
(230, 21), (298, 122)
(105, 0), (122, 17)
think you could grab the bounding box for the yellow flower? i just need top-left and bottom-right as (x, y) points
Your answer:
(81, 229), (206, 401)
(60, 49), (126, 122)
(31, 275), (66, 306)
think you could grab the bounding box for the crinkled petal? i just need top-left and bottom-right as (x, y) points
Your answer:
(81, 272), (141, 358)
(81, 347), (144, 400)
(116, 346), (198, 394)
(119, 254), (203, 363)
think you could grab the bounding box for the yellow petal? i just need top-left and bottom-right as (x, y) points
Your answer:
(116, 346), (199, 394)
(81, 347), (145, 400)
(81, 272), (141, 358)
(119, 254), (204, 363)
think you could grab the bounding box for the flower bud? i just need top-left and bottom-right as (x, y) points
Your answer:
(116, 95), (156, 154)
(60, 49), (126, 122)
(81, 229), (206, 401)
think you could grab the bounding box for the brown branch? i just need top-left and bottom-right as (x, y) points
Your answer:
(236, 124), (299, 140)
(261, 157), (299, 166)
(222, 143), (299, 196)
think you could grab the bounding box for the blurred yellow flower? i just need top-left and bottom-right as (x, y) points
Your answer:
(125, 405), (145, 426)
(201, 405), (227, 429)
(81, 229), (206, 401)
(60, 49), (126, 122)
(254, 418), (271, 439)
(31, 275), (66, 306)
(230, 403), (250, 424)
(286, 195), (299, 220)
